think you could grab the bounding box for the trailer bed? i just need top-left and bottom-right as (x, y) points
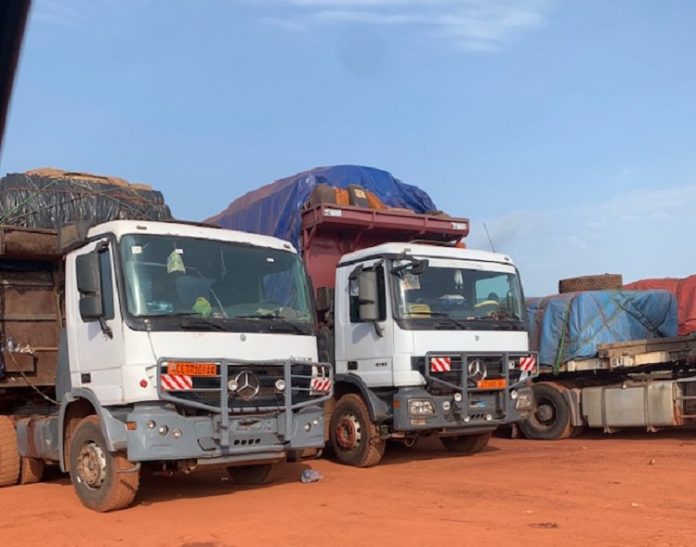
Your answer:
(558, 334), (696, 373)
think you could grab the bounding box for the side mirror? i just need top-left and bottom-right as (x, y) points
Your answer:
(357, 270), (379, 322)
(76, 252), (103, 321)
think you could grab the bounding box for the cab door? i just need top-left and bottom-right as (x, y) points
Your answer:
(66, 239), (126, 404)
(335, 260), (394, 387)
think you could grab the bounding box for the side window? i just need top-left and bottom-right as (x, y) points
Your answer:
(349, 264), (387, 323)
(99, 248), (115, 320)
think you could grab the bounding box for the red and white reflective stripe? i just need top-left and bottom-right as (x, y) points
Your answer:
(518, 356), (536, 372)
(161, 374), (193, 391)
(310, 377), (332, 393)
(430, 357), (452, 373)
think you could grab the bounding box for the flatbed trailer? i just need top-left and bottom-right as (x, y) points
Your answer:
(520, 334), (696, 439)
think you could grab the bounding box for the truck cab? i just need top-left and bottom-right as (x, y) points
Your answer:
(323, 242), (535, 465)
(0, 220), (332, 511)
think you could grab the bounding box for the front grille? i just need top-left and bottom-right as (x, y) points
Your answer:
(413, 352), (529, 394)
(158, 359), (331, 414)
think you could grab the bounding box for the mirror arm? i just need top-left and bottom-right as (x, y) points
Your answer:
(99, 317), (113, 339)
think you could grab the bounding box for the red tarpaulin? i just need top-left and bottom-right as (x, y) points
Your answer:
(624, 275), (696, 335)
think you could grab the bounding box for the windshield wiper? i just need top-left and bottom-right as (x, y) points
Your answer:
(233, 314), (308, 334)
(178, 319), (229, 332)
(405, 311), (470, 330)
(140, 312), (230, 331)
(476, 313), (522, 322)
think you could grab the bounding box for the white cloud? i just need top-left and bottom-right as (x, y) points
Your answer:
(242, 0), (549, 51)
(469, 184), (696, 296)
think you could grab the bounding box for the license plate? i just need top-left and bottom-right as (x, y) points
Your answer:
(477, 378), (507, 389)
(167, 362), (217, 377)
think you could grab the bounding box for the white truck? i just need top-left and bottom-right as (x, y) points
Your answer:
(0, 220), (332, 511)
(300, 202), (538, 466)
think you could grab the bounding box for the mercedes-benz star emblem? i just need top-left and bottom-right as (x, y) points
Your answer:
(233, 370), (260, 401)
(467, 359), (488, 382)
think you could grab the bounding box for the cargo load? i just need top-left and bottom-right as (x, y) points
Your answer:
(526, 290), (678, 370)
(205, 165), (438, 251)
(624, 275), (696, 336)
(0, 168), (172, 230)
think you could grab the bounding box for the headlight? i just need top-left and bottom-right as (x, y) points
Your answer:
(409, 399), (435, 416)
(275, 379), (286, 391)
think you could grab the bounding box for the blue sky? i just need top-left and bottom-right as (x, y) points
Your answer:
(2, 0), (696, 295)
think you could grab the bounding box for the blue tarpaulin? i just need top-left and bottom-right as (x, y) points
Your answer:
(527, 290), (678, 368)
(205, 165), (437, 251)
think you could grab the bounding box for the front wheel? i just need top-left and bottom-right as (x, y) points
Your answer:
(69, 416), (140, 512)
(440, 432), (491, 454)
(227, 464), (280, 485)
(329, 394), (385, 468)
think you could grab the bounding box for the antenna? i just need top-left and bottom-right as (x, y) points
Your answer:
(483, 222), (496, 252)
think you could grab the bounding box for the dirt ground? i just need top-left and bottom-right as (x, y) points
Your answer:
(1, 431), (695, 547)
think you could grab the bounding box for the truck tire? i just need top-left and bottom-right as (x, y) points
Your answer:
(329, 394), (385, 468)
(440, 432), (491, 454)
(227, 463), (279, 485)
(19, 457), (45, 485)
(519, 383), (573, 440)
(68, 416), (140, 512)
(0, 416), (20, 487)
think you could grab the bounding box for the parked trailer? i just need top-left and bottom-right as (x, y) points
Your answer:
(213, 177), (538, 467)
(520, 334), (696, 439)
(0, 222), (332, 511)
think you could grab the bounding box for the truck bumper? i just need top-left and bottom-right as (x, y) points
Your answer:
(125, 403), (325, 465)
(392, 385), (534, 432)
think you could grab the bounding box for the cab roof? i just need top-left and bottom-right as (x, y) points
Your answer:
(338, 242), (514, 267)
(88, 220), (298, 254)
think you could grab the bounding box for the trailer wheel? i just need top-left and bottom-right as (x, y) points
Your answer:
(19, 457), (44, 485)
(68, 416), (140, 512)
(329, 394), (385, 468)
(440, 432), (491, 454)
(227, 463), (279, 485)
(0, 416), (20, 487)
(519, 383), (573, 440)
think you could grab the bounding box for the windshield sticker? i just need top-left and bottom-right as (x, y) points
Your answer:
(402, 273), (421, 291)
(131, 245), (142, 255)
(167, 250), (186, 274)
(266, 257), (275, 263)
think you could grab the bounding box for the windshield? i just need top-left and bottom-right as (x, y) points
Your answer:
(119, 234), (313, 331)
(392, 258), (524, 325)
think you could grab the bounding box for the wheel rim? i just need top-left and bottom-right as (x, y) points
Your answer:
(532, 398), (557, 430)
(76, 441), (107, 490)
(335, 413), (361, 451)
